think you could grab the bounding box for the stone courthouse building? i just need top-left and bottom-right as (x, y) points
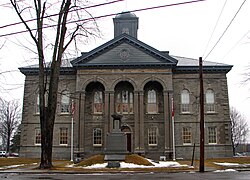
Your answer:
(19, 12), (233, 160)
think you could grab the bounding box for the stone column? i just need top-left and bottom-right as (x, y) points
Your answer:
(79, 91), (85, 152)
(104, 91), (109, 146)
(133, 91), (139, 152)
(74, 92), (81, 151)
(139, 91), (145, 152)
(109, 91), (115, 131)
(163, 90), (170, 152)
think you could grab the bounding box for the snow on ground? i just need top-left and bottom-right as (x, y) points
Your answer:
(81, 159), (190, 169)
(214, 162), (240, 167)
(214, 169), (238, 173)
(0, 163), (38, 170)
(214, 162), (250, 167)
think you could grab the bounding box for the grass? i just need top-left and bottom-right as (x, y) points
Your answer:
(177, 156), (250, 170)
(76, 154), (153, 167)
(1, 156), (250, 172)
(0, 157), (39, 167)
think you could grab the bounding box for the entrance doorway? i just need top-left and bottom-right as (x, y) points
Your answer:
(121, 125), (132, 152)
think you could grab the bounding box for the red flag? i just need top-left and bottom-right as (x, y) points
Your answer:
(71, 100), (75, 116)
(171, 97), (174, 117)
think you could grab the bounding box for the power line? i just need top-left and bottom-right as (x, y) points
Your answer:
(0, 0), (207, 38)
(222, 29), (250, 61)
(204, 0), (247, 60)
(0, 0), (125, 29)
(202, 0), (228, 57)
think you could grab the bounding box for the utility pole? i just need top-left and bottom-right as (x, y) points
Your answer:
(199, 57), (205, 172)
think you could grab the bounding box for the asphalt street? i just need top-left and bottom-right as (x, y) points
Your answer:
(0, 172), (250, 180)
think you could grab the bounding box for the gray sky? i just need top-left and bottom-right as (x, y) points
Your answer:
(1, 0), (250, 136)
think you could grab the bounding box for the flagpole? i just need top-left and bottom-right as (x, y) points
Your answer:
(172, 97), (176, 160)
(71, 100), (74, 162)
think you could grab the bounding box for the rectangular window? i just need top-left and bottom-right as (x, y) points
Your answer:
(208, 127), (217, 144)
(148, 127), (158, 146)
(93, 128), (102, 146)
(60, 128), (68, 145)
(35, 128), (41, 145)
(182, 127), (191, 145)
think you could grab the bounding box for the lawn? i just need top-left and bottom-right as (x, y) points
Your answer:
(0, 157), (39, 167)
(1, 155), (250, 172)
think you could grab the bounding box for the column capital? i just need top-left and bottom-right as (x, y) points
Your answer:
(75, 90), (86, 94)
(163, 90), (173, 94)
(105, 90), (114, 94)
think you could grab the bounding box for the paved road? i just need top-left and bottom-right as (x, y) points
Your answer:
(0, 172), (250, 180)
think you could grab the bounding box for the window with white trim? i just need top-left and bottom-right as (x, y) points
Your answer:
(93, 128), (102, 146)
(182, 127), (191, 145)
(181, 89), (190, 113)
(206, 89), (215, 112)
(148, 127), (158, 146)
(59, 128), (68, 145)
(61, 91), (70, 114)
(94, 91), (103, 113)
(35, 128), (41, 145)
(147, 89), (157, 113)
(208, 127), (217, 144)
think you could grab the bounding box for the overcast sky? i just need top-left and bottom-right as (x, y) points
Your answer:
(1, 0), (250, 135)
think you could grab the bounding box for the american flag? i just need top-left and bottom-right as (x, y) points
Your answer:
(171, 97), (174, 117)
(71, 100), (75, 116)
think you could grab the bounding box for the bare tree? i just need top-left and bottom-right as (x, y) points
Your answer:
(0, 98), (21, 154)
(7, 0), (100, 168)
(230, 107), (249, 155)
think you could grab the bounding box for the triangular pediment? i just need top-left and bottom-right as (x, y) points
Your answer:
(71, 34), (177, 68)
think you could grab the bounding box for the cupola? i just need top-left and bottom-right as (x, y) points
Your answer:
(113, 11), (139, 38)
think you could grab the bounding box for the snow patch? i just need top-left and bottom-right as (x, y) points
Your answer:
(214, 162), (240, 167)
(82, 160), (189, 169)
(214, 169), (238, 172)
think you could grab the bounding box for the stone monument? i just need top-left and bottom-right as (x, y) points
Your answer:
(105, 114), (127, 168)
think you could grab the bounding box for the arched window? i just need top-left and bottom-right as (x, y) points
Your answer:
(147, 89), (157, 113)
(36, 94), (40, 114)
(61, 91), (70, 113)
(35, 91), (48, 114)
(181, 89), (190, 113)
(206, 89), (215, 112)
(94, 91), (103, 113)
(116, 90), (133, 114)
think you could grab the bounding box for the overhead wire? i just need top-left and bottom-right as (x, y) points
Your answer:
(0, 0), (125, 29)
(203, 0), (247, 60)
(0, 0), (207, 38)
(202, 0), (228, 57)
(221, 29), (250, 61)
